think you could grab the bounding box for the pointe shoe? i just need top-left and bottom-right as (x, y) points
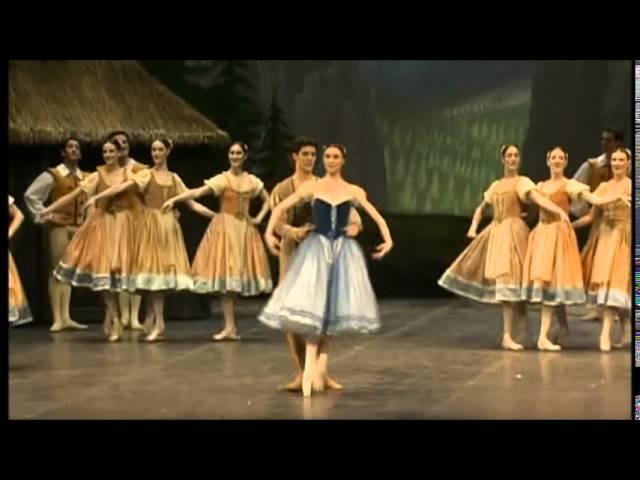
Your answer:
(599, 337), (611, 352)
(103, 318), (111, 335)
(130, 321), (144, 331)
(324, 376), (344, 391)
(62, 319), (88, 330)
(537, 338), (562, 352)
(302, 370), (313, 398)
(145, 329), (164, 342)
(612, 336), (630, 349)
(50, 323), (65, 333)
(501, 337), (524, 351)
(142, 318), (154, 335)
(281, 375), (302, 392)
(108, 321), (122, 342)
(212, 331), (241, 342)
(312, 374), (325, 392)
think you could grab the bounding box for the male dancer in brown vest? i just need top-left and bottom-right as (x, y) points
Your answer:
(24, 136), (89, 331)
(572, 128), (624, 215)
(270, 136), (363, 391)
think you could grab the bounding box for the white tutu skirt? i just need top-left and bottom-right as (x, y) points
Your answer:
(259, 234), (380, 338)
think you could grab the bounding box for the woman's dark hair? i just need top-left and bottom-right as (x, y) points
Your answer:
(153, 137), (173, 150)
(229, 141), (249, 154)
(323, 143), (348, 158)
(499, 144), (520, 158)
(104, 138), (123, 150)
(546, 145), (568, 161)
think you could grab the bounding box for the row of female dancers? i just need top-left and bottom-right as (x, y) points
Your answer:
(8, 137), (631, 396)
(9, 135), (393, 396)
(439, 144), (631, 353)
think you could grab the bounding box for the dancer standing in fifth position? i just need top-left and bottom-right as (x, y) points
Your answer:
(260, 144), (393, 397)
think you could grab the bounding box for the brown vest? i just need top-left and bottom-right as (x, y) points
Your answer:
(47, 167), (87, 226)
(588, 162), (612, 192)
(87, 166), (128, 213)
(538, 184), (570, 223)
(102, 168), (140, 214)
(144, 172), (179, 209)
(93, 169), (113, 212)
(274, 177), (314, 227)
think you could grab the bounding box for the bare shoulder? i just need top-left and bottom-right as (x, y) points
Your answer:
(347, 183), (367, 203)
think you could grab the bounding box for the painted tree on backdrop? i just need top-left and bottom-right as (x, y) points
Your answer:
(253, 90), (294, 185)
(141, 60), (264, 149)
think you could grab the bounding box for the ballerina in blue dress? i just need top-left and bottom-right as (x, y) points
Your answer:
(260, 144), (394, 397)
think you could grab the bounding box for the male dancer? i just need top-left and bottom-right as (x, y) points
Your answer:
(24, 136), (89, 331)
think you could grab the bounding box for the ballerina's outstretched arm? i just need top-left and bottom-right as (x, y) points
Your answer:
(83, 180), (136, 211)
(40, 186), (84, 218)
(529, 190), (571, 224)
(351, 186), (393, 260)
(578, 190), (630, 208)
(185, 200), (216, 219)
(161, 185), (211, 212)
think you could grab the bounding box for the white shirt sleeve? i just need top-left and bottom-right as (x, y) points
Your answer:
(572, 161), (592, 185)
(24, 171), (55, 222)
(570, 161), (593, 217)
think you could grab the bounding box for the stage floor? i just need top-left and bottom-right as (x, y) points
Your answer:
(9, 299), (631, 420)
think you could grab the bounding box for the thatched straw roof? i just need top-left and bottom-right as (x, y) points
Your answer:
(9, 60), (229, 146)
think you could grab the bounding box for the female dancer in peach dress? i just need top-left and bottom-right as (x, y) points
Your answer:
(521, 146), (630, 351)
(162, 142), (272, 341)
(438, 144), (571, 351)
(9, 196), (32, 326)
(572, 147), (631, 351)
